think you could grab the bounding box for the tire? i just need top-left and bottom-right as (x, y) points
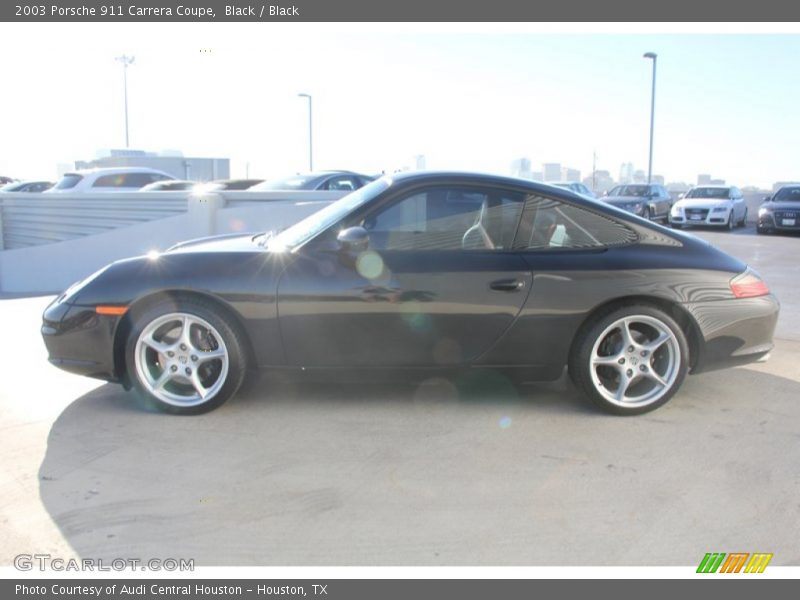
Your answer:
(726, 213), (735, 231)
(642, 206), (652, 220)
(739, 209), (748, 227)
(568, 304), (689, 416)
(757, 224), (770, 235)
(670, 222), (683, 230)
(125, 299), (248, 414)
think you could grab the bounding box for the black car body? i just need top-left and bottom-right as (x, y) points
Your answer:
(603, 184), (673, 222)
(42, 172), (778, 416)
(758, 185), (800, 234)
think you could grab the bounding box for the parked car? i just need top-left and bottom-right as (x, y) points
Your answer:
(139, 180), (196, 192)
(45, 168), (175, 193)
(602, 184), (672, 221)
(250, 171), (374, 192)
(0, 180), (53, 193)
(194, 179), (265, 192)
(757, 185), (800, 234)
(669, 185), (747, 230)
(0, 176), (14, 185)
(551, 181), (596, 198)
(42, 172), (778, 417)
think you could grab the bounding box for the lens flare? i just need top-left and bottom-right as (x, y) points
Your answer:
(355, 251), (385, 280)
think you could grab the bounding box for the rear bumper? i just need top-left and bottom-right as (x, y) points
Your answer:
(684, 294), (780, 374)
(41, 298), (120, 382)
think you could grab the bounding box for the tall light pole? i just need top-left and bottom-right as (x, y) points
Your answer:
(115, 54), (135, 148)
(297, 93), (313, 171)
(643, 52), (657, 184)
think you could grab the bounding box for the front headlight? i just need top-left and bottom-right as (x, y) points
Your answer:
(758, 207), (772, 217)
(671, 205), (682, 215)
(711, 206), (729, 213)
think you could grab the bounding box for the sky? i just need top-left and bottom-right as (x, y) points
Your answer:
(1, 23), (799, 188)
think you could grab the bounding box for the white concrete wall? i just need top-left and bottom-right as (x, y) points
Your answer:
(0, 191), (344, 294)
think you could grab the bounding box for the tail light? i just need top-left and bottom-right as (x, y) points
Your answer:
(730, 270), (770, 299)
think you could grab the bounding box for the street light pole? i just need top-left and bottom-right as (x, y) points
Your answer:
(115, 54), (135, 148)
(298, 93), (313, 171)
(643, 52), (657, 184)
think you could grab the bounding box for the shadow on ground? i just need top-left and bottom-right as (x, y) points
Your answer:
(38, 368), (800, 566)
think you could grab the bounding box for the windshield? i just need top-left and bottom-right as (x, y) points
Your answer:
(686, 187), (730, 199)
(53, 174), (83, 190)
(268, 177), (391, 250)
(253, 174), (320, 191)
(611, 185), (650, 197)
(773, 187), (800, 202)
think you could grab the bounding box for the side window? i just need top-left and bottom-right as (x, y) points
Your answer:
(325, 176), (359, 191)
(361, 187), (524, 251)
(93, 173), (126, 187)
(515, 195), (638, 250)
(122, 173), (159, 188)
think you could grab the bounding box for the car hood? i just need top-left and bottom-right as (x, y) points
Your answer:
(761, 201), (800, 211)
(674, 198), (731, 209)
(604, 196), (648, 205)
(167, 232), (264, 254)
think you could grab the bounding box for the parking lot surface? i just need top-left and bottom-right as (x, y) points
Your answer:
(1, 225), (798, 566)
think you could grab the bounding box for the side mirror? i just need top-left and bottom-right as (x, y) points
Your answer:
(336, 226), (369, 252)
(763, 195), (771, 202)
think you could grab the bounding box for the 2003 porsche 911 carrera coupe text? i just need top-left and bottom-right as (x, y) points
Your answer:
(41, 172), (779, 415)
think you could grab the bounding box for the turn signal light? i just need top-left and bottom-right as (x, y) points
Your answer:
(730, 271), (770, 299)
(95, 305), (129, 316)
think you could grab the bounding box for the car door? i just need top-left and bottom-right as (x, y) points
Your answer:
(275, 184), (532, 367)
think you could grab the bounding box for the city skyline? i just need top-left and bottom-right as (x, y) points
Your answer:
(1, 25), (800, 188)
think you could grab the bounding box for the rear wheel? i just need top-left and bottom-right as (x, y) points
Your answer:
(569, 305), (689, 415)
(125, 300), (248, 414)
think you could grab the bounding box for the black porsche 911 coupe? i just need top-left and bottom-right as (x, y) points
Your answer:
(42, 172), (779, 416)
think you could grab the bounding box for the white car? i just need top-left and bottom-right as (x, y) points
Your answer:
(669, 185), (748, 230)
(45, 167), (174, 193)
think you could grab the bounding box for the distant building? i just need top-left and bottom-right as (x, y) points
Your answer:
(697, 174), (712, 185)
(709, 178), (726, 185)
(531, 171), (543, 181)
(75, 149), (229, 181)
(542, 163), (562, 182)
(583, 169), (614, 195)
(632, 170), (647, 183)
(619, 162), (635, 184)
(651, 175), (665, 185)
(510, 158), (532, 180)
(561, 167), (581, 182)
(413, 154), (427, 170)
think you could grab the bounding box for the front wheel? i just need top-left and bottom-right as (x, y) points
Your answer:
(569, 305), (689, 415)
(125, 300), (248, 414)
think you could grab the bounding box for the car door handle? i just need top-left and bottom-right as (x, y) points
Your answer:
(490, 278), (525, 292)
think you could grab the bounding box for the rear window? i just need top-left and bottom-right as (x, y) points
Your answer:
(53, 174), (83, 190)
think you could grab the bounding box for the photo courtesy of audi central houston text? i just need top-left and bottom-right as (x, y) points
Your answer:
(41, 172), (779, 416)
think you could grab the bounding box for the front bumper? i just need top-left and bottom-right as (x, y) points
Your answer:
(670, 207), (732, 227)
(683, 294), (780, 374)
(41, 297), (121, 382)
(758, 211), (800, 231)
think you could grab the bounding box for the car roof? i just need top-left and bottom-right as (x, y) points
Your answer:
(63, 167), (173, 176)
